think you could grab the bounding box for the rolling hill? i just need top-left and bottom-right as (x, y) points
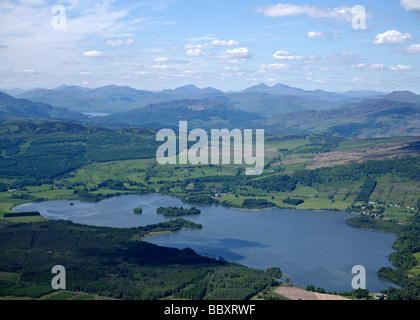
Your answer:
(262, 98), (420, 138)
(0, 91), (86, 122)
(94, 99), (265, 130)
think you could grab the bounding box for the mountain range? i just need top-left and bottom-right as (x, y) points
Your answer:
(7, 83), (387, 117)
(0, 83), (419, 138)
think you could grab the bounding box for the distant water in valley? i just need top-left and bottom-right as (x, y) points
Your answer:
(14, 194), (398, 292)
(82, 112), (110, 118)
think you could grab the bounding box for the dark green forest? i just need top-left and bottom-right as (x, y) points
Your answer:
(0, 122), (158, 179)
(156, 206), (201, 217)
(0, 219), (281, 300)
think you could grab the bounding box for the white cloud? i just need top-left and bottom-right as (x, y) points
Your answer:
(153, 57), (169, 63)
(185, 44), (205, 50)
(307, 31), (323, 38)
(314, 78), (331, 84)
(212, 47), (250, 62)
(389, 64), (413, 71)
(226, 47), (249, 57)
(82, 50), (104, 57)
(0, 0), (175, 88)
(106, 39), (134, 46)
(304, 52), (365, 66)
(400, 0), (420, 12)
(185, 39), (240, 50)
(272, 50), (302, 60)
(226, 59), (246, 64)
(210, 39), (241, 47)
(185, 35), (217, 42)
(405, 44), (420, 54)
(350, 63), (384, 70)
(307, 30), (340, 40)
(153, 65), (169, 70)
(106, 40), (123, 46)
(223, 66), (240, 71)
(373, 30), (414, 45)
(255, 4), (357, 22)
(186, 48), (204, 57)
(14, 69), (36, 73)
(125, 39), (135, 45)
(351, 77), (367, 83)
(134, 71), (150, 75)
(259, 63), (290, 72)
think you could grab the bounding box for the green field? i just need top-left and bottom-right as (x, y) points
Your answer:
(409, 253), (420, 277)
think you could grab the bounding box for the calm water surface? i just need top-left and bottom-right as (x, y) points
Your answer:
(14, 194), (398, 292)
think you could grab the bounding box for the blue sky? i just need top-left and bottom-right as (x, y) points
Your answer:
(0, 0), (419, 92)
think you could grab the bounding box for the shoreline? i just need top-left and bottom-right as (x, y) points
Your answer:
(9, 191), (364, 220)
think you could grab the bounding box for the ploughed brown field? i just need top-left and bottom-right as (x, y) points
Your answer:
(274, 287), (350, 301)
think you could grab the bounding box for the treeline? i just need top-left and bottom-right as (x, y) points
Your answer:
(0, 219), (280, 300)
(248, 175), (296, 192)
(345, 215), (404, 234)
(184, 195), (218, 205)
(355, 179), (377, 203)
(348, 214), (420, 300)
(87, 146), (156, 162)
(282, 198), (304, 206)
(3, 212), (40, 218)
(294, 156), (420, 187)
(156, 206), (201, 217)
(242, 199), (276, 209)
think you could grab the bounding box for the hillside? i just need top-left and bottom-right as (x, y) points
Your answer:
(94, 99), (265, 129)
(262, 99), (420, 138)
(0, 121), (159, 179)
(0, 91), (86, 122)
(382, 91), (420, 104)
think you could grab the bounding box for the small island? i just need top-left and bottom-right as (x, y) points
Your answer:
(133, 207), (143, 214)
(156, 206), (201, 217)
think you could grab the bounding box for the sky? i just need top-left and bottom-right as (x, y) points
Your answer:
(0, 0), (419, 93)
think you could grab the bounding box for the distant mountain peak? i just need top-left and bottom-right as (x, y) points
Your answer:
(53, 84), (92, 92)
(383, 91), (420, 104)
(271, 83), (292, 89)
(163, 84), (222, 95)
(179, 84), (199, 89)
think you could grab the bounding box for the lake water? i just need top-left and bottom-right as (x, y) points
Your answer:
(14, 194), (398, 292)
(82, 112), (110, 118)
